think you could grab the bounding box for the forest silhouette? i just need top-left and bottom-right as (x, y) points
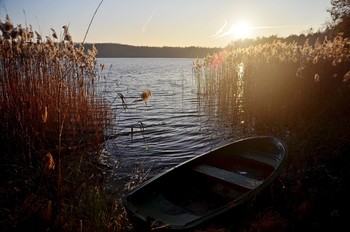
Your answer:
(84, 43), (221, 58)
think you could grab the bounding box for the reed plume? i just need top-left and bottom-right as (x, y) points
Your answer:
(0, 15), (112, 159)
(133, 89), (153, 105)
(193, 35), (350, 132)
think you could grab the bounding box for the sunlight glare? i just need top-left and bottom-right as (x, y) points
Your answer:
(230, 22), (252, 39)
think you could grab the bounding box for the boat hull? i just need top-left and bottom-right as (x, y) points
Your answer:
(122, 136), (288, 230)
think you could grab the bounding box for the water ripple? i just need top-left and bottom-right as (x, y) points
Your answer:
(98, 58), (238, 180)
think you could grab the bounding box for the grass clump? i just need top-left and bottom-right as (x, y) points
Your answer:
(0, 15), (130, 231)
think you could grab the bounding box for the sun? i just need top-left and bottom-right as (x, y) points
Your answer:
(230, 22), (252, 39)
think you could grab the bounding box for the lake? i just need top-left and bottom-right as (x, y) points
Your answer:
(97, 58), (246, 184)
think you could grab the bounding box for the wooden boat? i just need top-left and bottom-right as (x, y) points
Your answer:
(122, 136), (288, 230)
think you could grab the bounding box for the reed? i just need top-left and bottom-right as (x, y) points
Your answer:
(0, 15), (120, 231)
(194, 36), (350, 136)
(194, 35), (350, 231)
(0, 15), (112, 158)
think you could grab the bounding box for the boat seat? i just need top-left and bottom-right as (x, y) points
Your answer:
(236, 150), (280, 167)
(193, 164), (263, 190)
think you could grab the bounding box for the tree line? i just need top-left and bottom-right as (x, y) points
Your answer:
(83, 43), (221, 58)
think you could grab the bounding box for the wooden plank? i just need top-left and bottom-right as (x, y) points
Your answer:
(193, 164), (263, 190)
(237, 150), (280, 167)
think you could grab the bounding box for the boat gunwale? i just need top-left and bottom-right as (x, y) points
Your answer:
(122, 136), (288, 230)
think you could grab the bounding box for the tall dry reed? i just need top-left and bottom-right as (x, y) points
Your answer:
(0, 15), (117, 231)
(193, 34), (350, 232)
(194, 36), (350, 135)
(0, 15), (112, 158)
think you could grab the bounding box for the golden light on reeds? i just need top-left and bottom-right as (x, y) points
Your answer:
(343, 70), (350, 83)
(42, 106), (48, 123)
(44, 152), (55, 171)
(193, 35), (350, 129)
(0, 15), (113, 156)
(314, 74), (320, 83)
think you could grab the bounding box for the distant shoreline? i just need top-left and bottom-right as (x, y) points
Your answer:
(83, 43), (222, 58)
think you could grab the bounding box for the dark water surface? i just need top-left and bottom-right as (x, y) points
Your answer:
(97, 58), (244, 184)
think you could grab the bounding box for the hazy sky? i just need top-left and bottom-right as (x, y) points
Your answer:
(1, 0), (332, 47)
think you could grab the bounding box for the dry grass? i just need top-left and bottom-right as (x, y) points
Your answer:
(0, 15), (112, 156)
(194, 36), (350, 132)
(0, 15), (130, 231)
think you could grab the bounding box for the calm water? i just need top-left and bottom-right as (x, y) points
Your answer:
(97, 58), (243, 183)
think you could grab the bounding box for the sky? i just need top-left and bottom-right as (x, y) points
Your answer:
(1, 0), (332, 48)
